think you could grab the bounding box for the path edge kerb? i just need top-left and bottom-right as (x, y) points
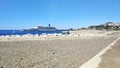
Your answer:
(79, 37), (120, 68)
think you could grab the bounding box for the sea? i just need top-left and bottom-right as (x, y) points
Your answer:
(0, 30), (69, 36)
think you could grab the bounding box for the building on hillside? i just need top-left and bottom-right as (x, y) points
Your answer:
(104, 22), (120, 26)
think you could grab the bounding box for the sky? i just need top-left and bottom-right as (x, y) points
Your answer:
(0, 0), (120, 29)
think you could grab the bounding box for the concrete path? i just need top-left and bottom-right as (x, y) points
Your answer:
(79, 37), (120, 68)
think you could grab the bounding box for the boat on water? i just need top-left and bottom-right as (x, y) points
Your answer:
(22, 24), (57, 31)
(0, 24), (70, 36)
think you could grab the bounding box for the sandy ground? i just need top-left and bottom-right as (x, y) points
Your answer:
(98, 39), (120, 68)
(0, 36), (117, 68)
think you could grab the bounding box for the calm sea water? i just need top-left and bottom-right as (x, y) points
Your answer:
(0, 30), (68, 36)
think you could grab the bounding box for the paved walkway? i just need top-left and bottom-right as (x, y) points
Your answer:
(98, 39), (120, 68)
(80, 37), (120, 68)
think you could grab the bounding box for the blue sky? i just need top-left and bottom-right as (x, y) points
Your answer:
(0, 0), (120, 29)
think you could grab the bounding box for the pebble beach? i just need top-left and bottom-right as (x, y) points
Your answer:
(0, 30), (120, 68)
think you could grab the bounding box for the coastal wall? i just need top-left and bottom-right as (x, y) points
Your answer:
(69, 30), (120, 36)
